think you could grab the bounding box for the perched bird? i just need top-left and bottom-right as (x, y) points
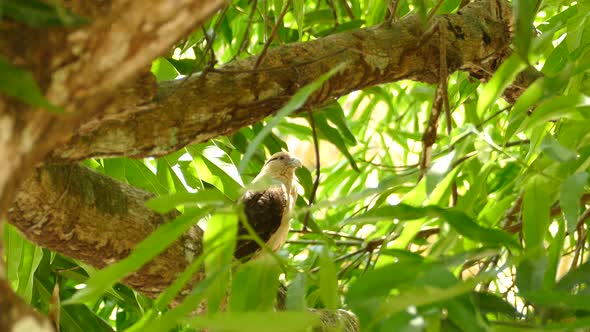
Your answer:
(234, 151), (302, 259)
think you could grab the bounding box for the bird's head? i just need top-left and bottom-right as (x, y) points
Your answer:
(259, 151), (302, 180)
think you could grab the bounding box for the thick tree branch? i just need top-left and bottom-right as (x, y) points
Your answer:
(52, 0), (527, 163)
(7, 164), (204, 299)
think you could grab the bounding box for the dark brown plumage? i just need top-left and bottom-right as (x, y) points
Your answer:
(234, 152), (301, 260)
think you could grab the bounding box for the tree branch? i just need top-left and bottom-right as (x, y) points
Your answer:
(7, 164), (204, 299)
(52, 0), (528, 163)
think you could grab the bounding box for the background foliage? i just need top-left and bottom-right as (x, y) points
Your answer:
(3, 0), (590, 331)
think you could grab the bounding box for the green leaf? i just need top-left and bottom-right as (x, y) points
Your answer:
(525, 290), (590, 311)
(238, 63), (347, 172)
(346, 204), (519, 249)
(513, 0), (539, 61)
(4, 225), (43, 304)
(286, 274), (307, 311)
(544, 218), (565, 290)
(150, 57), (179, 82)
(314, 111), (360, 171)
(560, 172), (588, 234)
(145, 188), (230, 213)
(524, 94), (587, 131)
(16, 241), (43, 304)
(505, 78), (545, 141)
(156, 158), (184, 193)
(437, 0), (460, 14)
(319, 247), (339, 309)
(2, 0), (89, 27)
(323, 103), (357, 145)
(471, 292), (518, 318)
(124, 160), (170, 195)
(204, 213), (238, 313)
(230, 255), (281, 312)
(0, 56), (63, 113)
(540, 134), (577, 162)
(126, 253), (208, 332)
(374, 275), (484, 322)
(522, 175), (553, 250)
(188, 144), (244, 200)
(184, 311), (320, 332)
(477, 54), (526, 115)
(34, 277), (114, 332)
(347, 256), (424, 305)
(144, 267), (231, 332)
(64, 209), (209, 305)
(166, 58), (201, 75)
(293, 0), (304, 39)
(5, 225), (24, 290)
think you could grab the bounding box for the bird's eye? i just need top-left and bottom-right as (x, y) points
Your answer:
(279, 156), (284, 160)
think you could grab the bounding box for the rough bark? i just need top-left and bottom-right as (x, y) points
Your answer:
(0, 281), (53, 332)
(7, 164), (204, 299)
(51, 0), (525, 163)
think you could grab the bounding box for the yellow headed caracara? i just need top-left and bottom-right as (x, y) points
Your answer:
(234, 152), (302, 260)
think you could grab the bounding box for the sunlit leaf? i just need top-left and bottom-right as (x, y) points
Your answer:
(204, 213), (238, 313)
(230, 255), (281, 312)
(477, 55), (526, 115)
(151, 57), (179, 82)
(319, 247), (339, 309)
(522, 175), (554, 250)
(560, 172), (589, 234)
(184, 311), (320, 332)
(513, 0), (540, 61)
(64, 209), (209, 305)
(145, 188), (230, 213)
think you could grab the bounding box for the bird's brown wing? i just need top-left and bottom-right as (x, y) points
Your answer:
(234, 187), (286, 259)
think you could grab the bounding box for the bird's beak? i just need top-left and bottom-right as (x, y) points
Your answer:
(289, 157), (302, 168)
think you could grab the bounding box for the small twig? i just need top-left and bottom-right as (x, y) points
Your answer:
(437, 22), (457, 206)
(575, 206), (590, 231)
(418, 79), (443, 179)
(337, 251), (368, 278)
(504, 139), (530, 147)
(310, 248), (366, 273)
(477, 105), (512, 129)
(303, 109), (321, 232)
(385, 0), (400, 25)
(362, 250), (374, 275)
(570, 228), (585, 270)
(237, 0), (259, 55)
(254, 0), (291, 69)
(326, 0), (339, 26)
(570, 207), (590, 270)
(338, 0), (355, 19)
